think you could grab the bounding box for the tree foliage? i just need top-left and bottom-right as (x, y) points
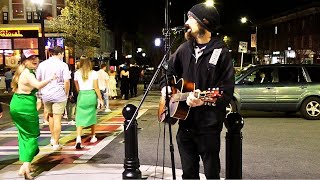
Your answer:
(49, 0), (102, 52)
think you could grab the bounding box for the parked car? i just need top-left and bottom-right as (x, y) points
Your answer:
(228, 64), (320, 120)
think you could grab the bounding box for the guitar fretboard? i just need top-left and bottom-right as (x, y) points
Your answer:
(171, 92), (189, 102)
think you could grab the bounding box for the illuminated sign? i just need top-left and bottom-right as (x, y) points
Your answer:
(0, 30), (38, 38)
(0, 30), (23, 37)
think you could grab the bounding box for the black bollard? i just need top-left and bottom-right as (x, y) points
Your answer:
(122, 104), (142, 179)
(224, 112), (244, 179)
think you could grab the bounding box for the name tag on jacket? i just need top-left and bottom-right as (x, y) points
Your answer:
(209, 48), (222, 65)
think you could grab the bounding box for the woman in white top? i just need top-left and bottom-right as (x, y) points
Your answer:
(74, 56), (104, 149)
(108, 66), (118, 99)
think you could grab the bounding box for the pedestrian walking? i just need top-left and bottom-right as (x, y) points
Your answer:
(108, 66), (117, 99)
(129, 62), (141, 97)
(66, 64), (77, 125)
(74, 55), (104, 149)
(120, 65), (129, 100)
(10, 49), (56, 179)
(97, 63), (111, 112)
(159, 3), (235, 179)
(4, 68), (13, 93)
(36, 46), (71, 151)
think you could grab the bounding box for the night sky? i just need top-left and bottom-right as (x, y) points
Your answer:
(99, 0), (314, 37)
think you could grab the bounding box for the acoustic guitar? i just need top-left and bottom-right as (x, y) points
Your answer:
(158, 76), (222, 125)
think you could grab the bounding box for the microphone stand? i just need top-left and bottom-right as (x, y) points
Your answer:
(125, 30), (182, 180)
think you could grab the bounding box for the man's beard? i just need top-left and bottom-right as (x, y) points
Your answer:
(184, 26), (206, 41)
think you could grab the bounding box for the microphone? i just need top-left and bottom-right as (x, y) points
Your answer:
(171, 26), (186, 32)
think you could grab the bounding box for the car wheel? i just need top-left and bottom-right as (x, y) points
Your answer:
(300, 97), (320, 120)
(226, 100), (237, 115)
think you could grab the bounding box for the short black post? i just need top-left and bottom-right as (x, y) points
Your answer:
(122, 104), (141, 179)
(224, 112), (244, 179)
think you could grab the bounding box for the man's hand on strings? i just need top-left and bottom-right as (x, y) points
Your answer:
(186, 89), (204, 107)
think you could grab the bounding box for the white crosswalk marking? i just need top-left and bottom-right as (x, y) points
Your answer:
(0, 108), (148, 164)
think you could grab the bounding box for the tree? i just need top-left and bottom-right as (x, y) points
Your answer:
(49, 0), (103, 57)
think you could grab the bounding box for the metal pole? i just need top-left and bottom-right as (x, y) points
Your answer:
(240, 52), (244, 70)
(37, 6), (46, 61)
(164, 0), (176, 179)
(255, 26), (258, 63)
(164, 0), (170, 53)
(224, 112), (244, 179)
(122, 104), (141, 179)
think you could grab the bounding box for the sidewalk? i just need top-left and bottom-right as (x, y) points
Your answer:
(0, 83), (207, 180)
(1, 164), (202, 180)
(0, 87), (206, 180)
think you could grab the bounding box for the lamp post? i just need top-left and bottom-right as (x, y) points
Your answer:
(241, 17), (258, 64)
(32, 0), (46, 61)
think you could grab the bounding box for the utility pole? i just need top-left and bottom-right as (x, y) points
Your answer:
(163, 0), (176, 179)
(164, 0), (170, 53)
(255, 26), (258, 63)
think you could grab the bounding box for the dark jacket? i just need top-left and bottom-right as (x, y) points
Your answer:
(129, 65), (141, 83)
(160, 37), (235, 132)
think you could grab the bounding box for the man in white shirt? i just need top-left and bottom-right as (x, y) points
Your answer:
(97, 64), (111, 112)
(36, 46), (71, 151)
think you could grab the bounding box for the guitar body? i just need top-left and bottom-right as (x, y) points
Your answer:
(158, 77), (195, 124)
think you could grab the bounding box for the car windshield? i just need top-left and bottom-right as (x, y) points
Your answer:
(235, 64), (256, 81)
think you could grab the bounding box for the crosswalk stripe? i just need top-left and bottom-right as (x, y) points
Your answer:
(0, 145), (94, 150)
(0, 108), (149, 165)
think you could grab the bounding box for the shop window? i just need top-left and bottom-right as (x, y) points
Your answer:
(37, 0), (53, 19)
(11, 0), (24, 19)
(0, 51), (4, 67)
(56, 0), (65, 16)
(13, 38), (38, 49)
(43, 4), (53, 19)
(0, 39), (12, 49)
(4, 50), (20, 68)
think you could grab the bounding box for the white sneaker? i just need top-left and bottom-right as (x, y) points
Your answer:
(104, 108), (112, 113)
(90, 136), (98, 143)
(68, 120), (75, 125)
(50, 138), (55, 146)
(4, 91), (8, 93)
(52, 144), (62, 151)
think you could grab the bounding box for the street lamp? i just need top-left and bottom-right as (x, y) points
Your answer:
(31, 0), (46, 61)
(241, 17), (258, 64)
(154, 38), (162, 47)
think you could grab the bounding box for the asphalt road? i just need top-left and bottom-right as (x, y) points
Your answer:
(1, 90), (320, 179)
(91, 92), (320, 179)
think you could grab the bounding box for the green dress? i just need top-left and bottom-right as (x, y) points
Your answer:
(75, 90), (97, 127)
(9, 69), (40, 162)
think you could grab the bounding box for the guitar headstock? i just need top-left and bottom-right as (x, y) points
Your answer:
(194, 88), (222, 104)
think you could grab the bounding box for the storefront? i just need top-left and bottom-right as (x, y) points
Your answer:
(0, 26), (72, 74)
(0, 26), (42, 73)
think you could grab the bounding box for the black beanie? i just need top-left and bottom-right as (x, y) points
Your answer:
(187, 3), (221, 33)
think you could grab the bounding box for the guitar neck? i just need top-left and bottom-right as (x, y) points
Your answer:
(171, 92), (190, 102)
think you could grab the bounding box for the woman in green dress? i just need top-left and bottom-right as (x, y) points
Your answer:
(10, 49), (56, 179)
(74, 56), (104, 149)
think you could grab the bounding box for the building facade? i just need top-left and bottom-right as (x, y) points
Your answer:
(258, 2), (320, 64)
(0, 0), (114, 74)
(0, 0), (67, 72)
